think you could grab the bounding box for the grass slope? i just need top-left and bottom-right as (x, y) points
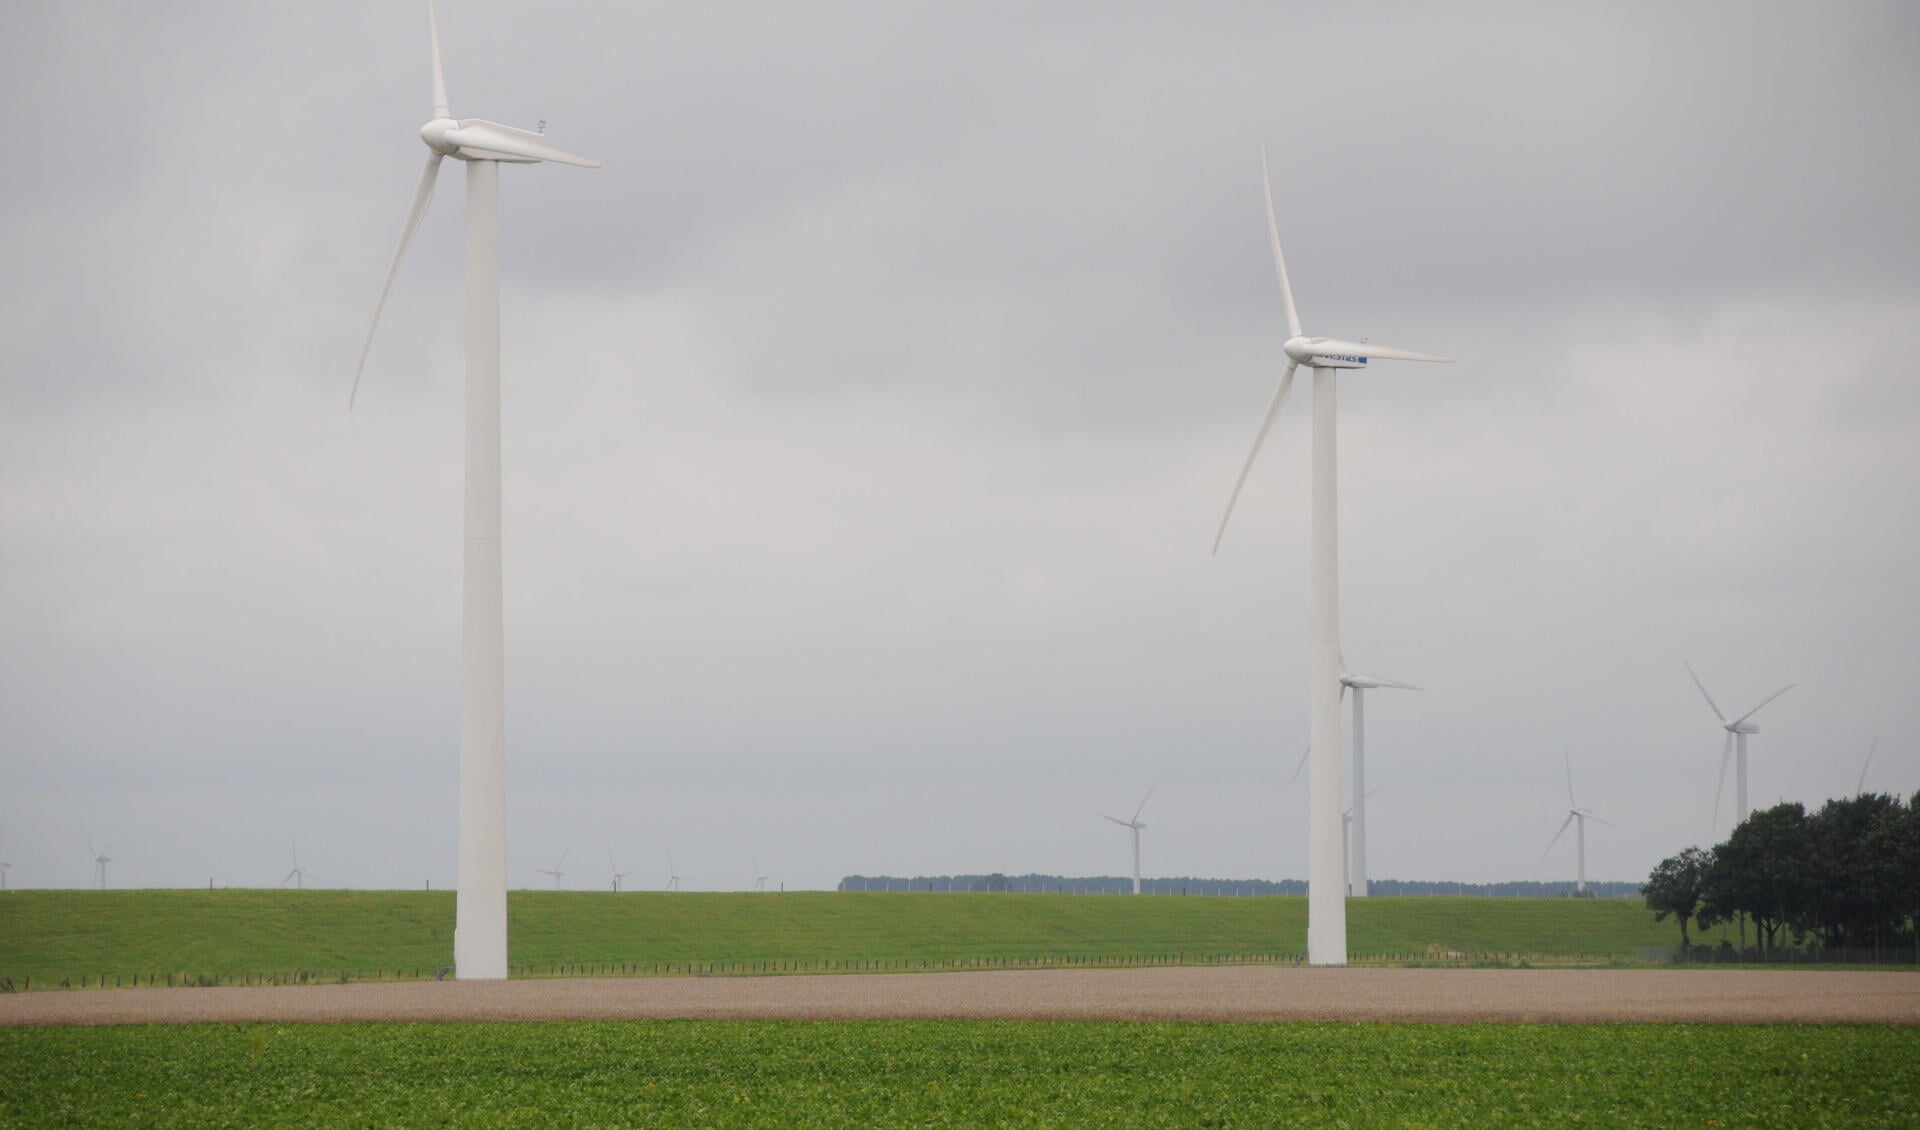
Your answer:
(0, 890), (1676, 985)
(4, 1021), (1915, 1127)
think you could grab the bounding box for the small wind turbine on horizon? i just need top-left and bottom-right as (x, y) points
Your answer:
(86, 838), (114, 891)
(351, 0), (599, 981)
(609, 849), (627, 893)
(1686, 663), (1794, 833)
(751, 853), (778, 892)
(1213, 147), (1452, 965)
(1096, 783), (1156, 895)
(1545, 754), (1612, 893)
(665, 849), (687, 892)
(1291, 649), (1420, 899)
(534, 847), (568, 891)
(1341, 786), (1383, 896)
(280, 839), (315, 890)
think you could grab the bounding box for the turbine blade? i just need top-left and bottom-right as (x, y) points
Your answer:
(1586, 814), (1615, 828)
(281, 870), (297, 887)
(1132, 782), (1157, 823)
(351, 152), (443, 410)
(427, 0), (449, 118)
(442, 122), (602, 168)
(1291, 745), (1310, 784)
(1259, 144), (1301, 339)
(1302, 338), (1453, 364)
(1731, 683), (1795, 726)
(1685, 662), (1727, 723)
(1544, 813), (1574, 857)
(1858, 736), (1879, 794)
(1211, 362), (1298, 554)
(1564, 752), (1576, 809)
(1711, 731), (1733, 835)
(1095, 812), (1131, 827)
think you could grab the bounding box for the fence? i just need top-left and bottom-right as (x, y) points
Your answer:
(1, 949), (1661, 992)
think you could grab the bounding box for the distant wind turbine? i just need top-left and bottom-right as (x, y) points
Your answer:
(352, 0), (600, 982)
(1341, 786), (1383, 896)
(1856, 736), (1879, 795)
(1686, 663), (1794, 833)
(1544, 754), (1612, 893)
(1095, 783), (1156, 895)
(86, 838), (115, 891)
(1288, 650), (1419, 898)
(534, 847), (568, 891)
(280, 838), (315, 890)
(665, 848), (687, 892)
(1212, 147), (1453, 965)
(751, 853), (778, 893)
(609, 849), (627, 893)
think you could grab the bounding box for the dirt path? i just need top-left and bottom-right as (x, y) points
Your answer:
(4, 967), (1916, 1027)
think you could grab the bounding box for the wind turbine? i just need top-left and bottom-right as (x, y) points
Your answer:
(751, 853), (777, 892)
(1213, 148), (1452, 965)
(665, 848), (687, 892)
(1341, 786), (1383, 896)
(1095, 783), (1156, 895)
(1544, 754), (1612, 893)
(279, 839), (315, 890)
(609, 849), (627, 893)
(1685, 663), (1794, 833)
(534, 847), (568, 891)
(1856, 736), (1880, 795)
(86, 838), (114, 891)
(351, 1), (599, 981)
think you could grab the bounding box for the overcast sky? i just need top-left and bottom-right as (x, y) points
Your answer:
(3, 1), (1917, 894)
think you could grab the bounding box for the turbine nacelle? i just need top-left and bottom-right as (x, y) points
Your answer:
(419, 116), (600, 167)
(1285, 336), (1364, 369)
(1727, 721), (1760, 735)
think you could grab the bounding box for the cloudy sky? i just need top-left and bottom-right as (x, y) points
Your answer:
(3, 1), (1917, 894)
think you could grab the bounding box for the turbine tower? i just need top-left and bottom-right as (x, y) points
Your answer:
(1340, 786), (1382, 896)
(352, 1), (599, 980)
(1095, 783), (1156, 895)
(1214, 149), (1452, 964)
(534, 847), (568, 891)
(1685, 663), (1794, 833)
(665, 848), (686, 892)
(609, 849), (627, 893)
(1544, 754), (1612, 893)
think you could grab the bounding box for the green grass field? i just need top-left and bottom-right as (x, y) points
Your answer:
(0, 890), (1682, 987)
(3, 1020), (1914, 1127)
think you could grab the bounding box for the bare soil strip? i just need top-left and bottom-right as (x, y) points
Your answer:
(4, 967), (1916, 1027)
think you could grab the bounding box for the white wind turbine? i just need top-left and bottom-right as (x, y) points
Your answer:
(609, 849), (628, 893)
(279, 839), (316, 890)
(1095, 783), (1156, 895)
(534, 847), (568, 891)
(86, 838), (114, 891)
(1685, 663), (1794, 833)
(1289, 650), (1421, 899)
(352, 1), (599, 981)
(1544, 754), (1612, 893)
(751, 853), (778, 892)
(1214, 149), (1453, 964)
(665, 848), (687, 892)
(1340, 786), (1383, 896)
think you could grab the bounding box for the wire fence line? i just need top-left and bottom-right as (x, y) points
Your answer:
(2, 950), (1694, 992)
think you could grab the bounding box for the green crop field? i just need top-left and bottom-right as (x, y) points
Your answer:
(3, 1020), (1914, 1127)
(0, 890), (1683, 987)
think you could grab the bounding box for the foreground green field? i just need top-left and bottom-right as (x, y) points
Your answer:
(0, 890), (1681, 986)
(4, 1021), (1914, 1127)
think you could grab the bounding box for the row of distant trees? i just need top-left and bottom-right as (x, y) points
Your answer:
(1643, 792), (1920, 961)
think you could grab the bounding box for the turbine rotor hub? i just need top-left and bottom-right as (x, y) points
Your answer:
(1283, 335), (1315, 364)
(420, 118), (461, 156)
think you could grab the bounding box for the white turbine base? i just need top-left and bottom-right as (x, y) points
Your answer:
(455, 158), (509, 981)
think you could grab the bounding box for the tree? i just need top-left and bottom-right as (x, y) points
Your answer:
(1645, 847), (1712, 955)
(1705, 802), (1813, 957)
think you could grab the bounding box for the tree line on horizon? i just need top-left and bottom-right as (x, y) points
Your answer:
(838, 874), (1642, 898)
(1643, 791), (1920, 961)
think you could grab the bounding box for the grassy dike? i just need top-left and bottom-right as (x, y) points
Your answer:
(0, 890), (1678, 986)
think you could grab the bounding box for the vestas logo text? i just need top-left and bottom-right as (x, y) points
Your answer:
(1323, 355), (1368, 364)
